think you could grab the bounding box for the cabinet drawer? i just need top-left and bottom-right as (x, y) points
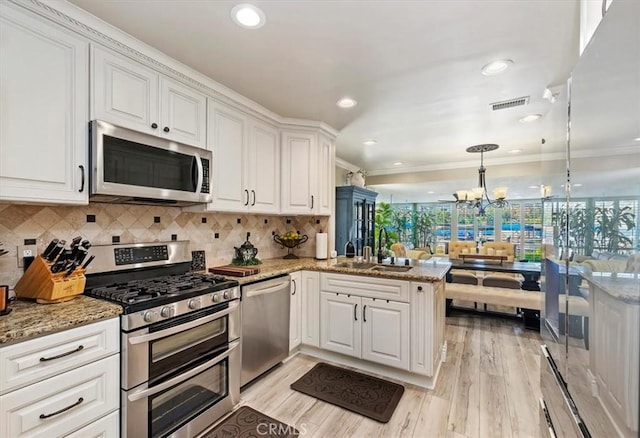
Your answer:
(320, 273), (409, 302)
(0, 318), (119, 395)
(65, 410), (119, 438)
(0, 354), (119, 438)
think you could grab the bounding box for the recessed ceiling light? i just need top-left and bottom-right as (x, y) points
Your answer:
(336, 97), (357, 108)
(633, 137), (640, 142)
(393, 162), (403, 166)
(508, 149), (523, 154)
(573, 183), (583, 187)
(231, 4), (265, 29)
(529, 185), (539, 189)
(481, 59), (513, 76)
(363, 139), (377, 146)
(427, 191), (435, 194)
(519, 114), (542, 123)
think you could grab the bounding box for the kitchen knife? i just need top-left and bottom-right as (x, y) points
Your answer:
(74, 247), (89, 267)
(63, 260), (80, 278)
(68, 236), (83, 259)
(81, 255), (95, 270)
(42, 239), (59, 258)
(46, 240), (66, 262)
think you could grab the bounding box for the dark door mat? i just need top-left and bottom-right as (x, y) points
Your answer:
(202, 406), (298, 438)
(290, 362), (404, 423)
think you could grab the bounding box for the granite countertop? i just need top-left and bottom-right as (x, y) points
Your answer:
(1, 256), (449, 346)
(580, 271), (640, 304)
(0, 295), (122, 346)
(230, 256), (451, 286)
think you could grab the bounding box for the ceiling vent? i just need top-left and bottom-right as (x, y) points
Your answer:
(490, 96), (529, 111)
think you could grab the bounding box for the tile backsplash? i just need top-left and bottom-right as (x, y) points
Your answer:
(0, 203), (328, 287)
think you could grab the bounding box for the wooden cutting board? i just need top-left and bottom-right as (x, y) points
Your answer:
(209, 265), (260, 277)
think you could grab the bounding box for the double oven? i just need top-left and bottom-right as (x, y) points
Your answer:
(85, 241), (240, 438)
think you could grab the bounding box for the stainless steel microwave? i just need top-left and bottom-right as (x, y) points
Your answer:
(89, 120), (212, 206)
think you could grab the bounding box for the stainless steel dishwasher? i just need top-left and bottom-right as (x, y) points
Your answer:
(241, 274), (291, 386)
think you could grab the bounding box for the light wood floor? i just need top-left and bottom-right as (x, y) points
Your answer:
(238, 314), (543, 438)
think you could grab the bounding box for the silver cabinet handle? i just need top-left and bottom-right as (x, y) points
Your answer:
(127, 340), (239, 402)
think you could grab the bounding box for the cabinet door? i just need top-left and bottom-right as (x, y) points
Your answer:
(410, 282), (435, 375)
(159, 76), (206, 147)
(361, 297), (410, 370)
(316, 134), (333, 215)
(91, 45), (159, 135)
(281, 131), (317, 214)
(289, 271), (302, 352)
(248, 120), (280, 213)
(320, 292), (361, 358)
(0, 5), (88, 204)
(301, 271), (320, 347)
(207, 99), (248, 212)
(66, 410), (119, 438)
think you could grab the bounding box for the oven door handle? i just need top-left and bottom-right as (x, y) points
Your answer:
(128, 301), (238, 345)
(127, 339), (240, 402)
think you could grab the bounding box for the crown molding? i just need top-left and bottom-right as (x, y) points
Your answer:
(335, 157), (360, 172)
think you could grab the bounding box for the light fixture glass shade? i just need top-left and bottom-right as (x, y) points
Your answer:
(540, 184), (552, 198)
(493, 187), (508, 199)
(471, 187), (484, 200)
(456, 190), (469, 201)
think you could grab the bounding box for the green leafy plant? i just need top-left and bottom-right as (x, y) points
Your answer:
(374, 202), (398, 248)
(594, 205), (635, 253)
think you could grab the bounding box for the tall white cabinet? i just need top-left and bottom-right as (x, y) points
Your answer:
(289, 271), (302, 352)
(0, 3), (89, 204)
(91, 45), (206, 148)
(205, 100), (279, 213)
(281, 130), (333, 215)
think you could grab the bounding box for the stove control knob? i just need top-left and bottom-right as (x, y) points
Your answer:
(188, 298), (201, 310)
(143, 310), (158, 323)
(223, 290), (230, 300)
(212, 294), (222, 303)
(160, 306), (174, 318)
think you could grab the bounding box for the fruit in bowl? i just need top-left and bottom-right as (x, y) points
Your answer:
(273, 232), (309, 259)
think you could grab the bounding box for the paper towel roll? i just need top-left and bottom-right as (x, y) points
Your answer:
(315, 233), (328, 260)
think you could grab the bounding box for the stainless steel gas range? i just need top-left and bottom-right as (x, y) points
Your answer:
(84, 241), (240, 438)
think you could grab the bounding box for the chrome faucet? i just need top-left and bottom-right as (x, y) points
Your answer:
(377, 227), (389, 263)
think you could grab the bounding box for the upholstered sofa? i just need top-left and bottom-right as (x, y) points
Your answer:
(447, 241), (476, 260)
(577, 252), (639, 273)
(389, 243), (431, 260)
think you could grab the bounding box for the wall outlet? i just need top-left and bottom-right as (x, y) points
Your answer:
(17, 245), (37, 268)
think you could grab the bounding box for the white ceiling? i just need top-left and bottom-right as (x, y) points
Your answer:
(65, 0), (638, 202)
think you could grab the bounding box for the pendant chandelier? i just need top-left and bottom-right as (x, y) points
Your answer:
(453, 144), (508, 216)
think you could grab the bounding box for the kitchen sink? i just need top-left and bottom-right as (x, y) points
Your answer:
(334, 262), (377, 269)
(369, 265), (413, 272)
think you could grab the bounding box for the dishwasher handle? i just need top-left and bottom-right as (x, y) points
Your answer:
(243, 278), (290, 298)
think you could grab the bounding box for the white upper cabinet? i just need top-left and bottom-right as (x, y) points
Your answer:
(281, 130), (333, 215)
(247, 119), (280, 214)
(204, 99), (279, 213)
(159, 76), (206, 147)
(91, 45), (206, 148)
(0, 3), (89, 205)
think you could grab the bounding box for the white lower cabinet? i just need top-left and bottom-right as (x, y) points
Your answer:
(410, 280), (445, 376)
(289, 271), (302, 352)
(320, 291), (410, 370)
(0, 355), (119, 437)
(301, 271), (320, 347)
(0, 318), (120, 437)
(65, 410), (119, 438)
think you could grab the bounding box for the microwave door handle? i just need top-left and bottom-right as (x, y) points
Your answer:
(192, 154), (204, 193)
(128, 301), (238, 345)
(127, 339), (240, 402)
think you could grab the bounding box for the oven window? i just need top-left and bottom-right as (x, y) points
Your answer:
(149, 317), (228, 383)
(150, 358), (228, 438)
(103, 135), (197, 192)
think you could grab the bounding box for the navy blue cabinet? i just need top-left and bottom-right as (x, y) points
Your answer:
(335, 186), (378, 256)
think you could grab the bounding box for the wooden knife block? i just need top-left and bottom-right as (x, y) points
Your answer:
(14, 256), (86, 303)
